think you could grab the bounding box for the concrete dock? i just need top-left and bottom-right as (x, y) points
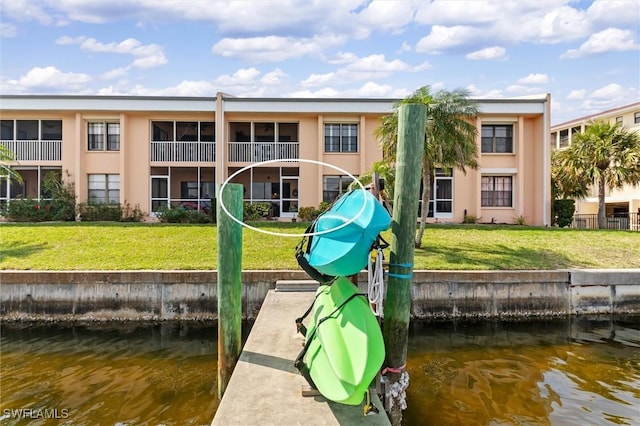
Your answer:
(212, 283), (390, 426)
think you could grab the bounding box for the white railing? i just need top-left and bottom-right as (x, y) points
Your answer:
(151, 141), (215, 162)
(228, 142), (299, 162)
(0, 140), (62, 161)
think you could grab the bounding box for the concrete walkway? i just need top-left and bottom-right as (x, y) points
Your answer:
(212, 283), (390, 426)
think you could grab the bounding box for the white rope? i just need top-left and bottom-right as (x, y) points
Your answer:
(367, 247), (385, 317)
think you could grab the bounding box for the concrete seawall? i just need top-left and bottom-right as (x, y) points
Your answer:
(1, 269), (639, 321)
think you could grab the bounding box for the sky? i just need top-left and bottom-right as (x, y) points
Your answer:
(0, 0), (639, 125)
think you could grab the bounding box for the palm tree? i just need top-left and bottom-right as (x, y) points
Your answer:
(558, 120), (640, 229)
(375, 86), (479, 247)
(0, 144), (22, 183)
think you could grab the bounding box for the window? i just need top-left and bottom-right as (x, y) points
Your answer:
(0, 120), (13, 140)
(323, 175), (354, 202)
(615, 116), (623, 125)
(88, 174), (120, 204)
(634, 112), (640, 124)
(88, 122), (120, 151)
(481, 176), (512, 207)
(324, 123), (358, 153)
(559, 129), (569, 149)
(0, 120), (62, 140)
(153, 121), (216, 142)
(481, 125), (513, 153)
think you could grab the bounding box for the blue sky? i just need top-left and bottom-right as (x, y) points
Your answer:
(1, 0), (638, 125)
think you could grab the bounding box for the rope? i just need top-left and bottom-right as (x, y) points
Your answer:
(367, 247), (385, 317)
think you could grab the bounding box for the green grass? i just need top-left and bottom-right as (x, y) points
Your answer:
(1, 222), (638, 271)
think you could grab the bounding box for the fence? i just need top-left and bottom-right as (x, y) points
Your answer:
(572, 213), (640, 231)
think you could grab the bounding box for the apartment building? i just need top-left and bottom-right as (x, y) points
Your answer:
(0, 92), (551, 225)
(550, 102), (640, 220)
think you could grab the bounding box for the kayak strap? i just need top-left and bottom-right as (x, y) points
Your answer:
(294, 291), (368, 389)
(295, 222), (335, 285)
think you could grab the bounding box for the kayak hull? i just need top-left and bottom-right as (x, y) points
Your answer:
(302, 277), (385, 405)
(306, 189), (391, 277)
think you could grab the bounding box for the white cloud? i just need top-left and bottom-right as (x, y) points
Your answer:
(586, 0), (640, 26)
(101, 67), (128, 80)
(517, 73), (549, 85)
(212, 34), (345, 62)
(0, 23), (18, 37)
(261, 68), (288, 86)
(466, 46), (507, 61)
(3, 66), (92, 92)
(415, 25), (478, 54)
(590, 83), (626, 99)
(561, 28), (639, 59)
(567, 89), (586, 100)
(56, 36), (168, 69)
(214, 68), (262, 86)
(301, 53), (423, 88)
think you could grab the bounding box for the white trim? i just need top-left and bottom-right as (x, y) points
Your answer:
(481, 168), (517, 174)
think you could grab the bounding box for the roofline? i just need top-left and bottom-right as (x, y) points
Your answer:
(0, 93), (549, 115)
(551, 101), (640, 129)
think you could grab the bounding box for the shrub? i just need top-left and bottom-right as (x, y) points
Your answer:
(513, 215), (527, 225)
(243, 202), (270, 221)
(2, 199), (52, 222)
(553, 199), (575, 228)
(462, 213), (480, 224)
(77, 203), (123, 221)
(156, 205), (213, 223)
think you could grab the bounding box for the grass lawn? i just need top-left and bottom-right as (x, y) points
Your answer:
(0, 222), (638, 271)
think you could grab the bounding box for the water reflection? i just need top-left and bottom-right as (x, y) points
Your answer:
(1, 322), (219, 426)
(404, 316), (640, 426)
(1, 317), (639, 425)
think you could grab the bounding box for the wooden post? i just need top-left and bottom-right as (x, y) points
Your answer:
(383, 104), (426, 425)
(217, 183), (243, 398)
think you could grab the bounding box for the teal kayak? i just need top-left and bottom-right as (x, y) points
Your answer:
(297, 276), (385, 405)
(305, 189), (391, 277)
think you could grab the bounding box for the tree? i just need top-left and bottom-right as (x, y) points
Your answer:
(0, 144), (22, 183)
(558, 120), (640, 229)
(375, 86), (479, 247)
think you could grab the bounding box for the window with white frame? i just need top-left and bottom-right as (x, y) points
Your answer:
(616, 116), (623, 125)
(634, 112), (640, 124)
(88, 122), (120, 151)
(323, 175), (354, 202)
(481, 176), (512, 207)
(324, 123), (358, 153)
(481, 124), (513, 153)
(88, 174), (120, 204)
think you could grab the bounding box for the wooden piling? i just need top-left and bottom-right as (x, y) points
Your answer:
(383, 104), (426, 425)
(217, 183), (243, 398)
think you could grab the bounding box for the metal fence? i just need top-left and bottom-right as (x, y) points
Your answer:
(571, 213), (640, 231)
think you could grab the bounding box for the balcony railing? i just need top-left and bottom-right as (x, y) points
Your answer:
(228, 142), (299, 162)
(0, 140), (62, 161)
(151, 141), (215, 162)
(571, 213), (640, 231)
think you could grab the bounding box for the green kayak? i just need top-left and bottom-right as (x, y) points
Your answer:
(298, 276), (385, 405)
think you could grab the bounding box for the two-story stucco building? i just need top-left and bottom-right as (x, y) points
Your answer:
(0, 92), (551, 225)
(550, 101), (640, 223)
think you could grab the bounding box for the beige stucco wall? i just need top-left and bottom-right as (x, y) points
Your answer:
(2, 96), (550, 225)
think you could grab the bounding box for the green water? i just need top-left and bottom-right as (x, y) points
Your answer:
(1, 317), (639, 425)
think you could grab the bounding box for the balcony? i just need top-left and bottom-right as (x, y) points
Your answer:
(151, 141), (215, 162)
(0, 140), (62, 162)
(228, 142), (299, 162)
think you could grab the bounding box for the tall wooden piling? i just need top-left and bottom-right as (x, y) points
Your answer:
(383, 104), (426, 425)
(217, 183), (243, 398)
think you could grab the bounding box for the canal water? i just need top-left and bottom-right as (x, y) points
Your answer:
(1, 316), (638, 426)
